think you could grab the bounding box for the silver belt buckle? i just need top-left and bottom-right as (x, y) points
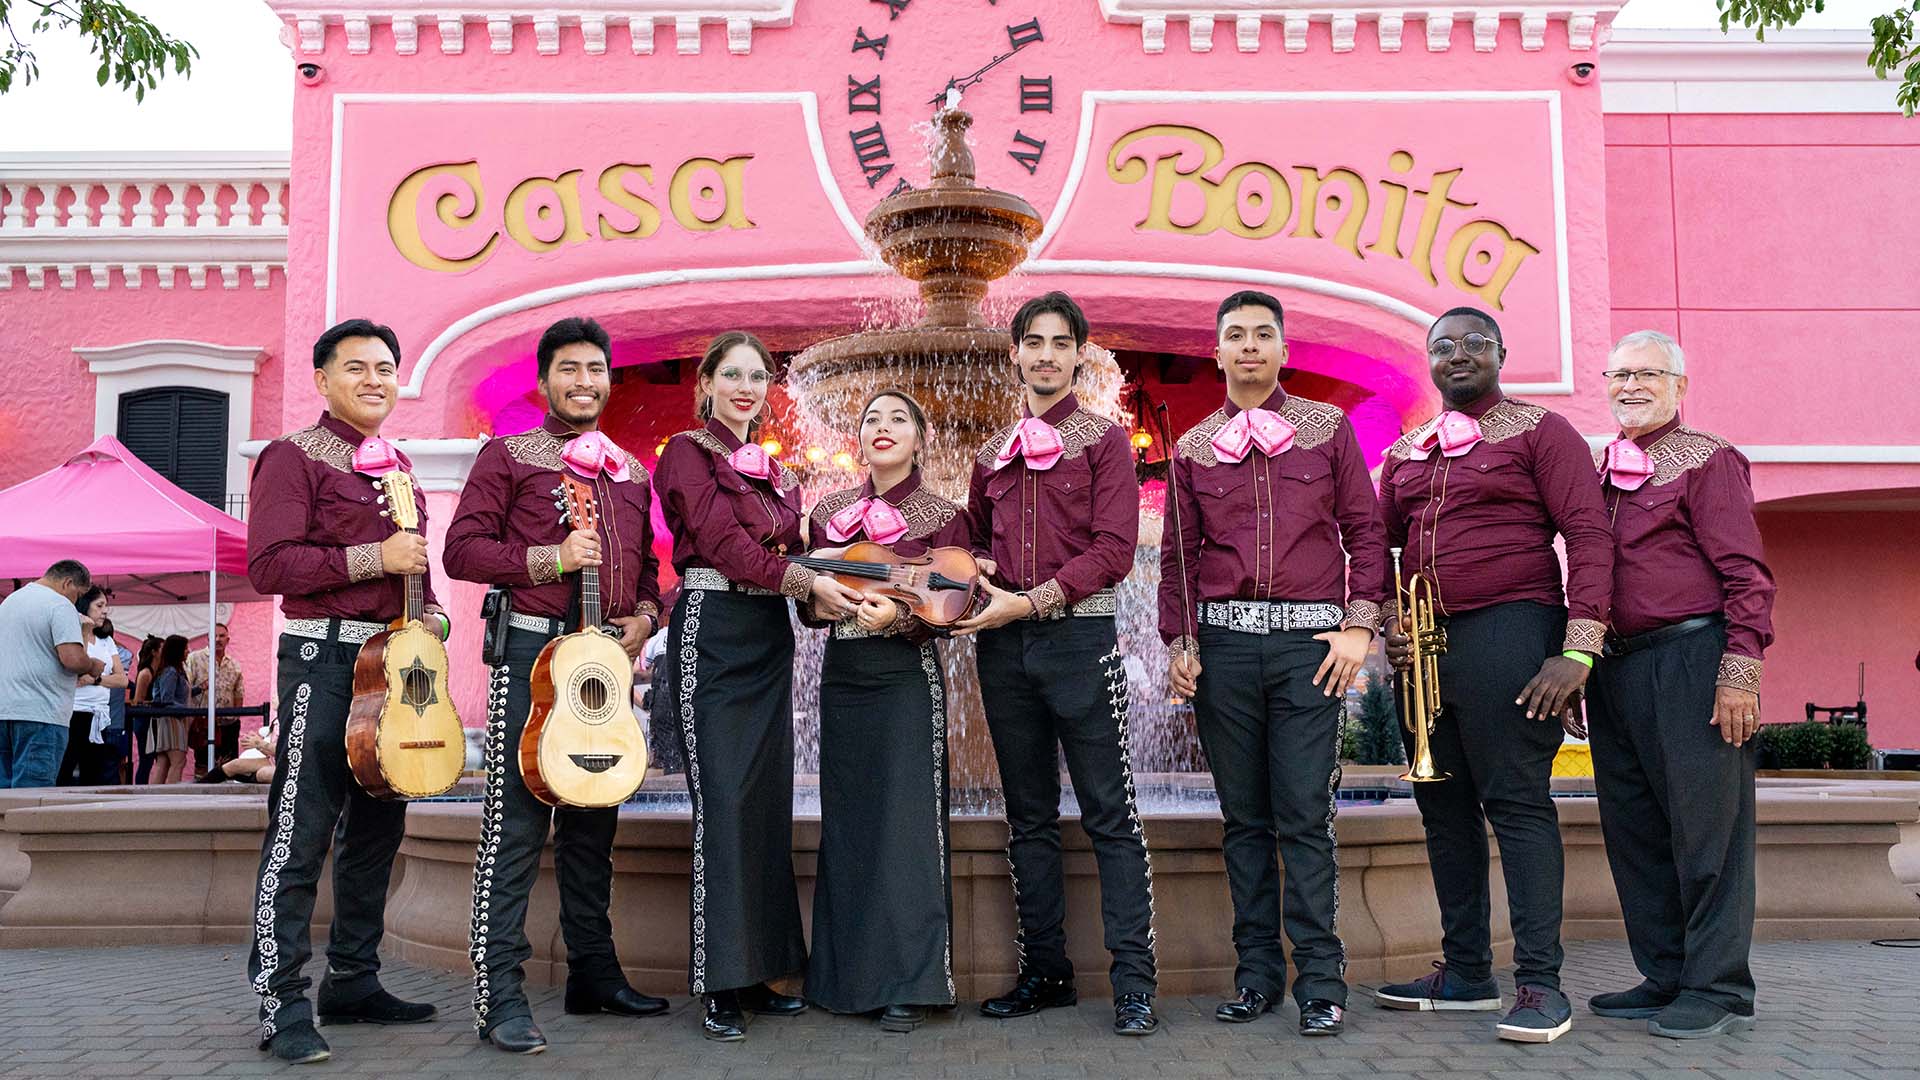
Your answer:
(1228, 600), (1270, 635)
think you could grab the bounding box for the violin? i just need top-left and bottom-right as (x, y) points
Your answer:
(790, 541), (983, 628)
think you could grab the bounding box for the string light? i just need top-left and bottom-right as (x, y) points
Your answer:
(805, 446), (827, 463)
(760, 437), (783, 456)
(831, 451), (855, 469)
(1131, 430), (1153, 451)
(654, 440), (668, 457)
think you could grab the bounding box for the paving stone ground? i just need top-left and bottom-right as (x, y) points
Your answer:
(1, 939), (1916, 1079)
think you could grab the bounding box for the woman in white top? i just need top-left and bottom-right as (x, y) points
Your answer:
(60, 587), (128, 785)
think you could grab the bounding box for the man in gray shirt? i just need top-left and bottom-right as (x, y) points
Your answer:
(0, 560), (105, 788)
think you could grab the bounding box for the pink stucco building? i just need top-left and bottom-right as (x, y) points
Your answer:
(2, 3), (1915, 750)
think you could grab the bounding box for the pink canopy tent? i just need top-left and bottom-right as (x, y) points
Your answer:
(0, 436), (259, 743)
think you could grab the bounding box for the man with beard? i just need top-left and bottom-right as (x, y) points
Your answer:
(1160, 291), (1385, 1036)
(1371, 307), (1612, 1044)
(445, 316), (668, 1054)
(246, 319), (447, 1064)
(955, 291), (1159, 1037)
(1584, 330), (1773, 1039)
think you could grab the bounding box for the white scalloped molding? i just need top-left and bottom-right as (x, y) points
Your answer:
(76, 340), (269, 504)
(1095, 2), (1619, 54)
(267, 1), (795, 57)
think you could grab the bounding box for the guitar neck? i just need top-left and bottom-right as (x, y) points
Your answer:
(580, 566), (602, 628)
(404, 528), (424, 622)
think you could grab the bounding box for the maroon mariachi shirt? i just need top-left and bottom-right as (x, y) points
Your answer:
(654, 418), (813, 600)
(807, 468), (970, 642)
(1599, 417), (1775, 693)
(1157, 389), (1388, 653)
(1376, 394), (1614, 655)
(965, 393), (1140, 619)
(442, 415), (662, 626)
(247, 410), (442, 622)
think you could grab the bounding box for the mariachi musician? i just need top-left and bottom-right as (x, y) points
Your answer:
(653, 331), (865, 1041)
(1160, 291), (1386, 1036)
(1372, 307), (1614, 1044)
(801, 389), (966, 1033)
(443, 317), (668, 1055)
(245, 319), (446, 1065)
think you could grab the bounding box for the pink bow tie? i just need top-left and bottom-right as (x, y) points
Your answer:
(559, 431), (632, 483)
(824, 496), (909, 544)
(351, 436), (400, 477)
(1405, 411), (1484, 461)
(1211, 408), (1297, 464)
(993, 417), (1064, 472)
(1601, 438), (1655, 491)
(728, 443), (774, 480)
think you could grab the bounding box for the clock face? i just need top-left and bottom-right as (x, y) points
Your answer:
(824, 0), (1071, 216)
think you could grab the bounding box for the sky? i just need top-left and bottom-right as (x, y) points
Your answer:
(0, 0), (1889, 153)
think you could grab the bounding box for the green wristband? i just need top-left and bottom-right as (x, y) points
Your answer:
(556, 549), (566, 576)
(1561, 649), (1594, 669)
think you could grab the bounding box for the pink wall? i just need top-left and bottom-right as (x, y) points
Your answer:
(1757, 510), (1920, 751)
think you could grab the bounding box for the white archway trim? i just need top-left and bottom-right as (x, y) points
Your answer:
(75, 340), (269, 506)
(397, 260), (878, 399)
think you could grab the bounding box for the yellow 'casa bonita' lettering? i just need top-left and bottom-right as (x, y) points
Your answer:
(388, 157), (754, 273)
(1106, 125), (1539, 310)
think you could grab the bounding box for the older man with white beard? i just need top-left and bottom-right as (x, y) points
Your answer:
(1583, 330), (1775, 1040)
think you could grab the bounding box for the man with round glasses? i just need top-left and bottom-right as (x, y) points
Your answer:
(1584, 329), (1774, 1039)
(1371, 307), (1613, 1044)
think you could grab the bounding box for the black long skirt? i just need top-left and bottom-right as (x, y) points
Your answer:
(804, 634), (955, 1013)
(672, 588), (806, 995)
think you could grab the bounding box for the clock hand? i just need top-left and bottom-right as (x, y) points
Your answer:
(927, 43), (1027, 106)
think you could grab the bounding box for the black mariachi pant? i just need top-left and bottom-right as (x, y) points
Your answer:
(1403, 601), (1568, 992)
(247, 634), (408, 1042)
(1588, 621), (1757, 1011)
(977, 616), (1157, 996)
(469, 625), (626, 1033)
(1192, 625), (1347, 1007)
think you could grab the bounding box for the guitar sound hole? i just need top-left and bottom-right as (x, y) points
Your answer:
(578, 676), (608, 713)
(402, 667), (433, 709)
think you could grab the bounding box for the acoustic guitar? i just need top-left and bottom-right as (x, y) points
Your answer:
(519, 473), (649, 808)
(345, 470), (464, 799)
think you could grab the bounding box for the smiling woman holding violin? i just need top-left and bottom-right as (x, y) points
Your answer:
(653, 331), (866, 1042)
(800, 388), (975, 1033)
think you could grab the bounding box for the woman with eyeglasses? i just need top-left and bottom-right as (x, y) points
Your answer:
(653, 331), (865, 1041)
(801, 389), (966, 1034)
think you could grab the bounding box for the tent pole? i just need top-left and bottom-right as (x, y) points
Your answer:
(207, 568), (218, 774)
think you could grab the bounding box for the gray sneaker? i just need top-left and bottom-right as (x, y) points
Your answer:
(1649, 995), (1756, 1039)
(1496, 985), (1572, 1043)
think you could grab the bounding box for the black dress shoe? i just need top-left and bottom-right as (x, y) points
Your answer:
(1589, 980), (1678, 1019)
(1216, 988), (1274, 1024)
(1114, 992), (1159, 1036)
(482, 1016), (548, 1054)
(316, 985), (437, 1026)
(880, 1004), (927, 1033)
(564, 984), (671, 1017)
(703, 993), (747, 1041)
(262, 1021), (331, 1064)
(979, 974), (1077, 1019)
(737, 982), (807, 1015)
(1299, 999), (1345, 1036)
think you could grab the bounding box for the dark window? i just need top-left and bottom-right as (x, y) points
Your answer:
(117, 386), (228, 506)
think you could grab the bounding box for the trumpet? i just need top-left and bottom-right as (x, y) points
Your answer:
(1391, 546), (1450, 783)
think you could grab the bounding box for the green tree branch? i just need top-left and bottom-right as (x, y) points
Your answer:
(0, 0), (198, 100)
(1717, 0), (1920, 116)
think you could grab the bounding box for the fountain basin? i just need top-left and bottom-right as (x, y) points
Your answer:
(5, 781), (1916, 997)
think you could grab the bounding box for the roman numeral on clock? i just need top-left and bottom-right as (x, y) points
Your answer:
(848, 74), (882, 114)
(1008, 131), (1045, 174)
(851, 27), (888, 58)
(1019, 76), (1052, 113)
(1006, 17), (1043, 49)
(871, 0), (910, 20)
(850, 123), (895, 187)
